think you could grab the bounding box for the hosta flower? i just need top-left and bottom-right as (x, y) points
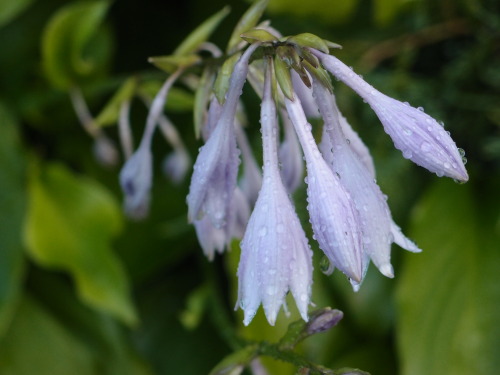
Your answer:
(313, 50), (468, 182)
(236, 119), (262, 206)
(314, 80), (420, 284)
(237, 61), (312, 326)
(119, 145), (152, 219)
(187, 44), (260, 227)
(194, 215), (226, 261)
(278, 111), (304, 194)
(285, 95), (364, 283)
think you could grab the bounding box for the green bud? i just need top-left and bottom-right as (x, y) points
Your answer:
(227, 0), (269, 54)
(302, 60), (333, 93)
(194, 67), (216, 138)
(213, 53), (241, 104)
(287, 33), (329, 54)
(240, 28), (278, 44)
(274, 54), (294, 100)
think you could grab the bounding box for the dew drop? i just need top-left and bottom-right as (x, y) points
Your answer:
(420, 142), (431, 152)
(403, 149), (413, 159)
(259, 226), (268, 237)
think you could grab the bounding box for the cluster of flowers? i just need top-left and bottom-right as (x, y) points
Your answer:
(119, 17), (468, 326)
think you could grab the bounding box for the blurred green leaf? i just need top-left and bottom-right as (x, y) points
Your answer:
(266, 0), (359, 24)
(174, 6), (230, 56)
(373, 0), (409, 26)
(0, 296), (96, 375)
(227, 0), (269, 54)
(179, 284), (209, 330)
(397, 179), (500, 375)
(148, 54), (201, 73)
(95, 77), (138, 127)
(0, 0), (34, 27)
(0, 104), (27, 338)
(41, 0), (111, 89)
(24, 163), (137, 326)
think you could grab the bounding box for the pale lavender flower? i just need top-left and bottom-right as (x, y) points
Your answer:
(236, 118), (262, 206)
(119, 145), (152, 219)
(278, 110), (304, 194)
(93, 134), (119, 167)
(291, 70), (319, 118)
(162, 148), (190, 184)
(119, 69), (183, 219)
(237, 60), (312, 326)
(285, 95), (364, 283)
(313, 50), (468, 182)
(187, 44), (260, 227)
(194, 215), (226, 261)
(314, 80), (420, 283)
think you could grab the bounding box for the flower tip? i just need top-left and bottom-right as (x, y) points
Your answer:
(379, 263), (394, 278)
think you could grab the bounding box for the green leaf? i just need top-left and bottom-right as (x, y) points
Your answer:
(227, 0), (269, 54)
(148, 54), (201, 73)
(214, 53), (240, 104)
(24, 163), (137, 326)
(209, 345), (258, 375)
(41, 0), (111, 89)
(0, 0), (34, 27)
(95, 77), (138, 127)
(373, 0), (409, 26)
(194, 67), (217, 138)
(138, 81), (195, 112)
(174, 6), (230, 56)
(0, 104), (27, 338)
(0, 296), (96, 375)
(397, 179), (500, 375)
(266, 0), (359, 24)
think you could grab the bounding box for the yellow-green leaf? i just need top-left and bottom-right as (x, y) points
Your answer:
(24, 164), (137, 326)
(95, 77), (138, 127)
(397, 179), (500, 375)
(148, 54), (201, 73)
(41, 0), (111, 89)
(227, 0), (269, 54)
(174, 6), (230, 56)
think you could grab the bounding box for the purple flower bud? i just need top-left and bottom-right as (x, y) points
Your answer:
(314, 50), (468, 182)
(187, 44), (260, 227)
(285, 96), (364, 283)
(162, 148), (190, 184)
(314, 80), (420, 282)
(237, 61), (312, 326)
(119, 145), (152, 219)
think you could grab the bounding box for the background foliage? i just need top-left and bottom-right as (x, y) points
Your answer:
(0, 0), (499, 374)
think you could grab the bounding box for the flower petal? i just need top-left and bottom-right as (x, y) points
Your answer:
(314, 50), (468, 182)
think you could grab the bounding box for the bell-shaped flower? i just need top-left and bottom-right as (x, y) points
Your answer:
(119, 144), (152, 219)
(237, 62), (313, 326)
(285, 95), (364, 283)
(278, 110), (304, 194)
(314, 80), (420, 284)
(236, 117), (262, 206)
(313, 50), (468, 182)
(187, 44), (260, 227)
(194, 215), (226, 261)
(162, 148), (190, 184)
(291, 70), (320, 118)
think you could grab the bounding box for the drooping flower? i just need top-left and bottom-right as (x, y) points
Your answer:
(285, 95), (364, 283)
(278, 110), (304, 194)
(193, 215), (226, 261)
(314, 79), (420, 285)
(313, 50), (468, 182)
(237, 60), (313, 326)
(187, 43), (260, 227)
(119, 69), (183, 219)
